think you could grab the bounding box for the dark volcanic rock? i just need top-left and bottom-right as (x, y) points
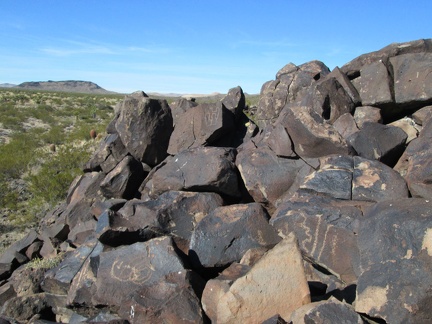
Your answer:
(118, 270), (205, 323)
(115, 93), (173, 166)
(169, 97), (198, 126)
(347, 122), (408, 166)
(92, 237), (186, 306)
(167, 102), (235, 155)
(221, 85), (246, 120)
(404, 114), (432, 199)
(147, 146), (240, 198)
(390, 53), (432, 108)
(280, 105), (350, 159)
(270, 190), (366, 283)
(236, 146), (311, 209)
(290, 298), (363, 323)
(256, 61), (330, 127)
(189, 203), (281, 268)
(100, 155), (145, 199)
(96, 191), (224, 250)
(303, 76), (356, 124)
(83, 133), (129, 173)
(356, 198), (432, 323)
(353, 105), (382, 128)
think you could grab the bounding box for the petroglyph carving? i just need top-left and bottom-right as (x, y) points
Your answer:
(111, 258), (152, 284)
(205, 105), (220, 127)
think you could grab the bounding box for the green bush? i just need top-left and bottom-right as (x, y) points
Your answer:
(26, 143), (92, 206)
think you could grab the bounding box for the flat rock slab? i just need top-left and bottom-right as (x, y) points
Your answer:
(270, 190), (365, 284)
(42, 239), (101, 295)
(201, 233), (310, 323)
(92, 237), (186, 306)
(236, 146), (311, 208)
(148, 146), (240, 198)
(391, 52), (432, 108)
(189, 203), (281, 268)
(298, 155), (409, 202)
(356, 198), (432, 323)
(118, 269), (205, 323)
(115, 94), (173, 166)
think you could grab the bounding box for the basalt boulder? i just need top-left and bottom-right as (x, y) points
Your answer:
(115, 93), (173, 166)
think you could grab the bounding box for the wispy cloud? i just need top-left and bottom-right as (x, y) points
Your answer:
(39, 39), (172, 57)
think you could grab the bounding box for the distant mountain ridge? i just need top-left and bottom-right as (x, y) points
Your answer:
(15, 80), (115, 94)
(0, 83), (17, 88)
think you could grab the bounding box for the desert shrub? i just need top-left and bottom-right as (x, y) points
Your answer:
(25, 253), (64, 270)
(26, 142), (92, 206)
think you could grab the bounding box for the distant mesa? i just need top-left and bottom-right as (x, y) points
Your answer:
(14, 80), (115, 94)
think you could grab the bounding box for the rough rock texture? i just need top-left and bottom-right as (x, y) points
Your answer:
(189, 203), (281, 268)
(201, 234), (310, 323)
(115, 92), (173, 166)
(356, 199), (432, 323)
(3, 39), (432, 322)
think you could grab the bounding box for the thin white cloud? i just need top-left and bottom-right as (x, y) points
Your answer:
(39, 39), (173, 57)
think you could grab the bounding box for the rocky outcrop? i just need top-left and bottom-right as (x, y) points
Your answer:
(2, 39), (432, 323)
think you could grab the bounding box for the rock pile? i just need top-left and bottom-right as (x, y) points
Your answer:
(1, 39), (432, 323)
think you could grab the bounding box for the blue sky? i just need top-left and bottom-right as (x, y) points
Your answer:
(1, 1), (431, 94)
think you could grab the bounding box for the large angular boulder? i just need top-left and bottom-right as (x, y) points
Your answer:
(236, 146), (311, 209)
(221, 85), (246, 120)
(96, 191), (224, 250)
(83, 133), (128, 173)
(347, 122), (407, 166)
(146, 146), (240, 198)
(302, 76), (356, 124)
(256, 61), (330, 127)
(279, 105), (350, 159)
(355, 60), (394, 107)
(189, 203), (281, 268)
(169, 97), (198, 126)
(117, 269), (205, 323)
(115, 93), (173, 166)
(201, 233), (310, 323)
(270, 190), (366, 284)
(390, 52), (432, 108)
(99, 155), (144, 199)
(355, 198), (432, 323)
(167, 102), (235, 155)
(91, 237), (187, 306)
(41, 239), (102, 295)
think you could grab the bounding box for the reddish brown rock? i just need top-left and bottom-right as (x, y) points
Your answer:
(118, 270), (205, 323)
(201, 233), (310, 323)
(270, 190), (365, 284)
